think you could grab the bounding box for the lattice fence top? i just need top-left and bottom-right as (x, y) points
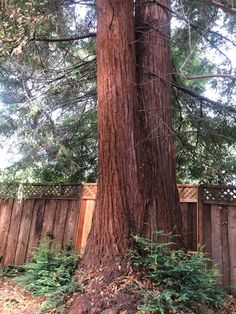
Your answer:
(82, 184), (97, 200)
(202, 186), (236, 202)
(0, 183), (235, 202)
(177, 185), (198, 203)
(0, 183), (82, 199)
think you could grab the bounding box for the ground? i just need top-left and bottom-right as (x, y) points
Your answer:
(0, 275), (236, 314)
(0, 277), (45, 314)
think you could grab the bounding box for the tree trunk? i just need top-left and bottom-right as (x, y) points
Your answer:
(82, 0), (138, 267)
(134, 0), (184, 246)
(69, 1), (184, 312)
(83, 0), (184, 269)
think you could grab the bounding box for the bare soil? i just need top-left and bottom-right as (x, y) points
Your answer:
(0, 277), (45, 314)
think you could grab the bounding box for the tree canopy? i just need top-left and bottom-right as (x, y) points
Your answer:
(0, 0), (235, 184)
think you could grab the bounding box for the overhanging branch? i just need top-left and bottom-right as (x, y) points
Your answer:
(137, 65), (219, 106)
(203, 0), (236, 15)
(185, 74), (236, 81)
(30, 32), (96, 43)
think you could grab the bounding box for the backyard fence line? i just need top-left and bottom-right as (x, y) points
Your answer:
(0, 183), (235, 295)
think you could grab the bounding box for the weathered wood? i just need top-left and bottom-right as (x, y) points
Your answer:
(228, 206), (236, 295)
(51, 200), (68, 248)
(220, 205), (230, 286)
(14, 199), (35, 265)
(197, 186), (204, 246)
(63, 200), (80, 246)
(3, 201), (23, 265)
(211, 205), (223, 284)
(0, 200), (14, 265)
(204, 200), (236, 206)
(0, 182), (235, 297)
(203, 203), (212, 263)
(181, 202), (188, 248)
(187, 203), (197, 251)
(26, 199), (46, 261)
(41, 199), (58, 238)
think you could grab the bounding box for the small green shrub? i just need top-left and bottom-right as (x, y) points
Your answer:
(15, 239), (82, 314)
(131, 233), (226, 314)
(0, 264), (24, 277)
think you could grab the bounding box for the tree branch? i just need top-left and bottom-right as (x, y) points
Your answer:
(185, 74), (236, 81)
(146, 0), (236, 47)
(203, 0), (236, 15)
(30, 32), (96, 43)
(137, 65), (219, 106)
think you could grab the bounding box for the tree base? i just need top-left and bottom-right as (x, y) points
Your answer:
(67, 263), (140, 314)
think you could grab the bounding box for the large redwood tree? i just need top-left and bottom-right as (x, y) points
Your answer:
(134, 0), (183, 243)
(83, 0), (184, 269)
(83, 0), (140, 265)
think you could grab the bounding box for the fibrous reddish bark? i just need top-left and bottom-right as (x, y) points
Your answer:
(134, 0), (184, 246)
(69, 1), (184, 312)
(83, 0), (184, 269)
(82, 0), (139, 267)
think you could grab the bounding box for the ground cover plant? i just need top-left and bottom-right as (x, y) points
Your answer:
(14, 239), (81, 314)
(131, 233), (226, 314)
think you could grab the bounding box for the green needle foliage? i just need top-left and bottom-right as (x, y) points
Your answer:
(131, 233), (226, 314)
(15, 239), (82, 314)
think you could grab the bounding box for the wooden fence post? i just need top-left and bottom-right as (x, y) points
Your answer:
(197, 185), (204, 247)
(75, 184), (97, 255)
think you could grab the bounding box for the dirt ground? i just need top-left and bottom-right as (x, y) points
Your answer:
(0, 277), (45, 314)
(0, 276), (236, 314)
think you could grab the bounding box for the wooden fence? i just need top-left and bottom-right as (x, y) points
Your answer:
(0, 183), (235, 294)
(0, 184), (83, 266)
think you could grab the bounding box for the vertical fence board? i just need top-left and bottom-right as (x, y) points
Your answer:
(186, 203), (197, 251)
(14, 199), (35, 265)
(189, 203), (197, 251)
(197, 186), (204, 246)
(220, 205), (230, 286)
(3, 201), (23, 265)
(63, 200), (80, 246)
(180, 202), (197, 251)
(41, 199), (58, 238)
(228, 206), (236, 295)
(181, 202), (188, 248)
(76, 199), (87, 252)
(0, 200), (14, 266)
(203, 203), (212, 268)
(52, 200), (68, 248)
(211, 204), (223, 284)
(79, 199), (96, 254)
(26, 199), (46, 261)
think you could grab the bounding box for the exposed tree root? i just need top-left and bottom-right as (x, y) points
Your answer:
(67, 264), (142, 314)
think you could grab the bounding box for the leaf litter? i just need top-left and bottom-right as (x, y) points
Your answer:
(0, 277), (46, 314)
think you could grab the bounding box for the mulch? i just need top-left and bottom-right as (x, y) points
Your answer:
(0, 277), (46, 314)
(0, 275), (236, 314)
